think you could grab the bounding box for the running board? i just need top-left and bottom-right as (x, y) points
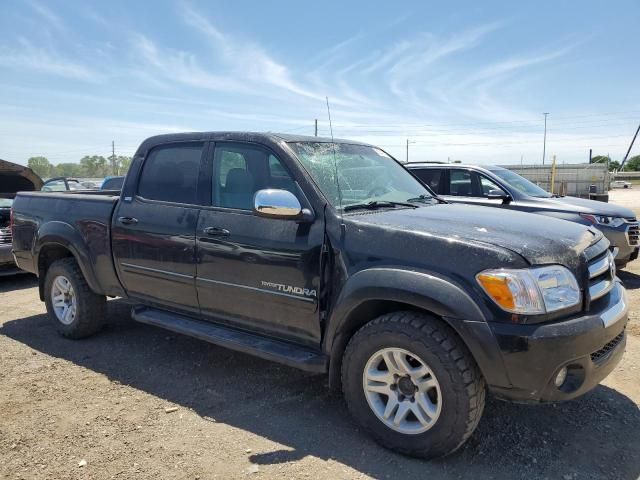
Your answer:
(131, 307), (328, 373)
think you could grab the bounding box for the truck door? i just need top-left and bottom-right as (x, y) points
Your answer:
(112, 141), (206, 314)
(195, 142), (324, 347)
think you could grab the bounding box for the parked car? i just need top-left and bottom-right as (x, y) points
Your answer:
(0, 158), (43, 275)
(611, 180), (632, 189)
(80, 180), (102, 190)
(12, 133), (628, 458)
(100, 175), (125, 190)
(407, 164), (639, 268)
(41, 177), (82, 192)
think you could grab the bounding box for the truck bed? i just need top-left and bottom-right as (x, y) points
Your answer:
(11, 190), (123, 296)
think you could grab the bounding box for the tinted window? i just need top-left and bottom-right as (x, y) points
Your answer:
(138, 143), (203, 204)
(412, 169), (442, 194)
(449, 170), (474, 196)
(213, 144), (297, 210)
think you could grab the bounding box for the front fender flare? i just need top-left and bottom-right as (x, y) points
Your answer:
(324, 268), (510, 389)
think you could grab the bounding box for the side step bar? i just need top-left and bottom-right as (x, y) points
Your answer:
(132, 307), (328, 373)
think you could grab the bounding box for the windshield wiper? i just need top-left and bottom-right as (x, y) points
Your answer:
(343, 200), (419, 212)
(407, 194), (448, 205)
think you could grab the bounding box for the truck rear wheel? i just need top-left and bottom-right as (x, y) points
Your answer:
(341, 311), (486, 458)
(44, 258), (106, 339)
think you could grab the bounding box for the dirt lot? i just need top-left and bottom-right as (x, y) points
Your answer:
(1, 191), (639, 480)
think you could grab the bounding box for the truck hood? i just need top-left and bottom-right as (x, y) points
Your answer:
(348, 203), (600, 266)
(527, 195), (635, 218)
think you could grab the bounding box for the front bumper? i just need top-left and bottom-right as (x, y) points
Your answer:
(486, 281), (628, 403)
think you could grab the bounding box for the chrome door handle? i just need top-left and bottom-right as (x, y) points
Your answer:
(118, 216), (138, 225)
(203, 226), (230, 237)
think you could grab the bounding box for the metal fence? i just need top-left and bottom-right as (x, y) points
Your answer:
(502, 163), (609, 197)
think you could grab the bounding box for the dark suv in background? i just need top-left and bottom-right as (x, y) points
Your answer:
(407, 163), (639, 268)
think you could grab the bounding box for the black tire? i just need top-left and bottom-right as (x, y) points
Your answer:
(44, 258), (106, 339)
(341, 311), (486, 458)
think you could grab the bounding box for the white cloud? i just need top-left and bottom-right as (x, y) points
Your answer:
(0, 38), (97, 81)
(25, 0), (65, 31)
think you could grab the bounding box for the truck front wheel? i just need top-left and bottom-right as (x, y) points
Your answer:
(341, 311), (486, 458)
(44, 258), (106, 339)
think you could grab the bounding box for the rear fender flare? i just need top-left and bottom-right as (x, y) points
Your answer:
(35, 222), (102, 296)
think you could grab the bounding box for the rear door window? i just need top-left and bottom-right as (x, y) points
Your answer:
(412, 169), (442, 194)
(137, 143), (203, 204)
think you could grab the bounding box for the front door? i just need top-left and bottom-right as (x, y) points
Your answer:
(195, 142), (324, 347)
(112, 141), (205, 313)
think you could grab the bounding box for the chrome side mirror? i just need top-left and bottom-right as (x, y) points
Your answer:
(254, 189), (302, 219)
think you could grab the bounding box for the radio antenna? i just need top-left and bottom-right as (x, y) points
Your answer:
(325, 96), (343, 212)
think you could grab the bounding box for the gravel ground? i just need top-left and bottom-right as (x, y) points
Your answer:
(1, 190), (639, 479)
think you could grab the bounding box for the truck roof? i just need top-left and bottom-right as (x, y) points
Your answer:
(136, 131), (372, 155)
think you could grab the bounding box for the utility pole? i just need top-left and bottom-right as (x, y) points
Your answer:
(542, 112), (550, 165)
(111, 141), (116, 175)
(619, 122), (640, 171)
(589, 148), (592, 164)
(314, 119), (318, 137)
(405, 139), (416, 163)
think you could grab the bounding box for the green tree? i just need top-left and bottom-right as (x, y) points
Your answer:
(113, 155), (132, 175)
(27, 156), (52, 178)
(591, 155), (610, 165)
(79, 155), (108, 177)
(53, 163), (83, 177)
(608, 160), (620, 171)
(625, 155), (640, 171)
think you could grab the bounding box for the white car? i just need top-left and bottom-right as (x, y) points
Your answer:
(611, 180), (632, 189)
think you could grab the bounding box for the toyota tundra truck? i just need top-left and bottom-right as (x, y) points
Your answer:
(11, 132), (629, 458)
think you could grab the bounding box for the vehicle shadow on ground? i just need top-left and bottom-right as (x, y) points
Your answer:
(618, 270), (640, 290)
(1, 303), (639, 480)
(0, 273), (37, 293)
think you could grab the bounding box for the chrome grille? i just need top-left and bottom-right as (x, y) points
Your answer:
(590, 330), (625, 364)
(0, 227), (11, 245)
(587, 250), (615, 302)
(626, 222), (639, 246)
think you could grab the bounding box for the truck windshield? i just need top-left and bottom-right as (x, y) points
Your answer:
(489, 168), (552, 198)
(288, 142), (435, 210)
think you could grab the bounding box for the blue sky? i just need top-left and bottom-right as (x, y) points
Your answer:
(1, 0), (639, 166)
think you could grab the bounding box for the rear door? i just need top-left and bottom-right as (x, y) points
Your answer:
(195, 142), (324, 347)
(112, 141), (206, 313)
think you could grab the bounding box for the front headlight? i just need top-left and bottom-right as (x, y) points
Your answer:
(579, 213), (625, 228)
(476, 265), (581, 314)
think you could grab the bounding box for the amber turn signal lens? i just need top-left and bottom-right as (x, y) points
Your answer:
(476, 273), (516, 311)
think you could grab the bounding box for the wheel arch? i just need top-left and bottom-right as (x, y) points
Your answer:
(324, 268), (501, 391)
(35, 222), (102, 300)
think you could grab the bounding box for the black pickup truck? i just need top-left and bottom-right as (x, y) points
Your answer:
(11, 132), (629, 458)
